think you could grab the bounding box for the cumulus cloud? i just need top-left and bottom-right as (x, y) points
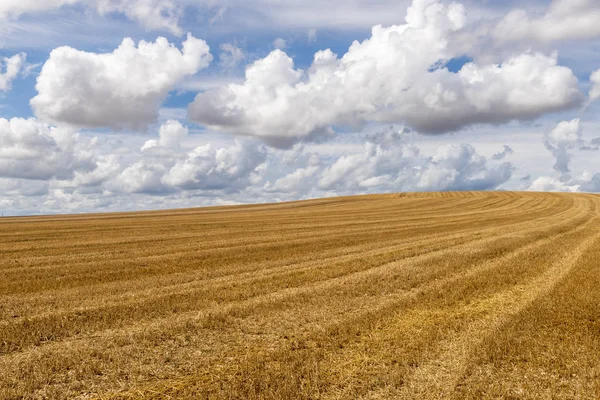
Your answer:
(494, 0), (600, 44)
(115, 160), (172, 194)
(316, 131), (423, 191)
(528, 118), (600, 193)
(547, 118), (582, 147)
(419, 144), (513, 191)
(544, 118), (582, 174)
(0, 118), (96, 181)
(141, 119), (188, 152)
(0, 53), (26, 92)
(0, 117), (270, 205)
(0, 119), (508, 208)
(111, 120), (268, 195)
(265, 128), (513, 195)
(162, 141), (267, 192)
(528, 176), (580, 192)
(189, 0), (581, 147)
(528, 171), (600, 194)
(265, 165), (320, 194)
(31, 34), (212, 130)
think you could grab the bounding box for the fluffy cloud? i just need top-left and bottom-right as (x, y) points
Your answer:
(265, 129), (513, 195)
(115, 160), (172, 194)
(528, 171), (600, 194)
(528, 176), (580, 192)
(494, 0), (600, 44)
(115, 141), (267, 195)
(528, 118), (600, 193)
(316, 131), (423, 192)
(0, 116), (518, 214)
(115, 120), (267, 194)
(265, 165), (320, 194)
(189, 0), (581, 147)
(0, 118), (96, 181)
(0, 53), (26, 92)
(141, 119), (188, 152)
(162, 141), (267, 192)
(547, 118), (582, 147)
(31, 34), (212, 130)
(0, 116), (269, 203)
(544, 118), (582, 174)
(417, 144), (513, 192)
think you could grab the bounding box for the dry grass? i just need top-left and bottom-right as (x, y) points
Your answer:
(1, 191), (599, 399)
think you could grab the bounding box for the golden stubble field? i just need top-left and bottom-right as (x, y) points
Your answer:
(1, 191), (600, 399)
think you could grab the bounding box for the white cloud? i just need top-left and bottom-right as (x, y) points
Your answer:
(0, 117), (269, 204)
(219, 42), (245, 69)
(189, 0), (581, 147)
(0, 53), (26, 92)
(265, 165), (320, 194)
(273, 37), (287, 49)
(113, 120), (267, 195)
(265, 129), (513, 195)
(115, 160), (171, 194)
(528, 176), (580, 192)
(31, 34), (212, 130)
(547, 118), (582, 147)
(162, 141), (267, 192)
(544, 118), (582, 174)
(529, 118), (600, 193)
(0, 118), (96, 181)
(417, 143), (513, 191)
(141, 119), (188, 151)
(494, 0), (600, 44)
(528, 170), (600, 194)
(1, 118), (597, 216)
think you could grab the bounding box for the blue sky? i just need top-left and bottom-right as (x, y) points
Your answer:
(1, 0), (600, 215)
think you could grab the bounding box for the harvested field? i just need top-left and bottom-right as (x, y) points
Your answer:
(1, 191), (600, 399)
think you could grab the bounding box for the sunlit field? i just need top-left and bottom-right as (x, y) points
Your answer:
(1, 191), (599, 399)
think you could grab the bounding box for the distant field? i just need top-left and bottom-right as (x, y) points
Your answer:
(1, 191), (600, 399)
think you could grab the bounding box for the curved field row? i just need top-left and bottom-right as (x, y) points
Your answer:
(0, 191), (599, 399)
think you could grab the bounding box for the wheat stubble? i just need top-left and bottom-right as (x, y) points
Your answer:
(1, 192), (599, 399)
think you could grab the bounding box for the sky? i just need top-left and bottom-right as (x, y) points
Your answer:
(1, 0), (600, 215)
